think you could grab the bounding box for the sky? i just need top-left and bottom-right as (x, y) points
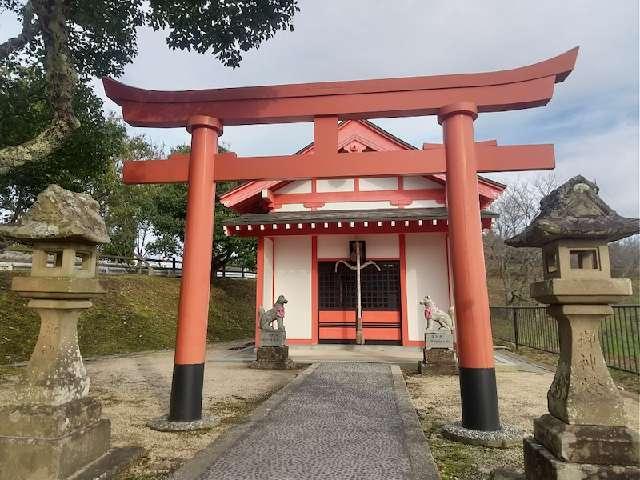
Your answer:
(2, 1), (639, 216)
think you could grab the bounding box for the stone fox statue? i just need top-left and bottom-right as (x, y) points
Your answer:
(420, 296), (455, 332)
(259, 295), (287, 331)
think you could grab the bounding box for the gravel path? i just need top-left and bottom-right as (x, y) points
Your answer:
(190, 363), (435, 480)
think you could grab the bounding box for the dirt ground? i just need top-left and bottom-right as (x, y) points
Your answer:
(405, 360), (640, 480)
(1, 344), (637, 479)
(0, 341), (299, 479)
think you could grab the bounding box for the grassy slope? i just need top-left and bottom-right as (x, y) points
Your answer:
(0, 273), (255, 364)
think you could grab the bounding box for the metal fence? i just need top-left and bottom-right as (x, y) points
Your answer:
(0, 251), (256, 279)
(490, 305), (640, 374)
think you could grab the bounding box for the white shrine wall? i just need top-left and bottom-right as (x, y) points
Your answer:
(274, 180), (312, 194)
(271, 176), (446, 213)
(359, 176), (398, 191)
(317, 234), (399, 259)
(404, 233), (450, 342)
(272, 236), (312, 340)
(262, 237), (274, 308)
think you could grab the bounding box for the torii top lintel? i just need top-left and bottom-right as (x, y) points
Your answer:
(103, 48), (578, 128)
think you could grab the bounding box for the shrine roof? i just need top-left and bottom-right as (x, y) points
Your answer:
(220, 119), (505, 213)
(294, 119), (417, 154)
(224, 207), (497, 227)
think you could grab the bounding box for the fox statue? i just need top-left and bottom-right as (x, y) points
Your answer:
(420, 296), (455, 333)
(259, 295), (287, 332)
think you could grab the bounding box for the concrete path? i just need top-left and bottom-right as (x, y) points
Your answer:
(174, 363), (439, 480)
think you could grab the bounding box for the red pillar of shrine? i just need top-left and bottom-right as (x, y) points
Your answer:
(169, 115), (222, 423)
(438, 102), (501, 431)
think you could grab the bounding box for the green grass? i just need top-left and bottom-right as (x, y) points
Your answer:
(0, 273), (256, 364)
(601, 312), (639, 366)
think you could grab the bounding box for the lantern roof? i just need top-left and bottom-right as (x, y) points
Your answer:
(0, 185), (110, 245)
(506, 175), (639, 247)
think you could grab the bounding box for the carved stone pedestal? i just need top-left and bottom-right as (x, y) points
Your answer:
(0, 297), (140, 480)
(522, 303), (639, 479)
(251, 346), (295, 370)
(17, 299), (93, 405)
(426, 348), (456, 366)
(418, 348), (457, 374)
(0, 185), (141, 479)
(529, 414), (639, 464)
(0, 398), (110, 480)
(524, 435), (639, 480)
(260, 329), (286, 347)
(544, 304), (627, 427)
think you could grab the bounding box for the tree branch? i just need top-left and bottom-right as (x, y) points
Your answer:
(0, 0), (79, 173)
(0, 1), (37, 60)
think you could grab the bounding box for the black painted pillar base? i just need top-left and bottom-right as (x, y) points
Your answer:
(169, 363), (204, 422)
(459, 366), (501, 431)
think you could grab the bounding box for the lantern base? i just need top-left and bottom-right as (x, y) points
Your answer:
(533, 414), (639, 466)
(0, 397), (111, 480)
(524, 437), (640, 480)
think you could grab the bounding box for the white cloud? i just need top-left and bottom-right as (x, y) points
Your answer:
(3, 0), (639, 215)
(490, 120), (639, 217)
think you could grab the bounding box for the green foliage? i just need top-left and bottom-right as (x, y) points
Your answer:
(145, 183), (187, 254)
(92, 136), (163, 258)
(2, 0), (299, 73)
(0, 65), (126, 221)
(214, 182), (258, 271)
(0, 272), (256, 364)
(147, 0), (299, 67)
(147, 145), (257, 273)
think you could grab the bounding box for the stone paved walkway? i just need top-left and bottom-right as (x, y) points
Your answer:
(176, 362), (438, 480)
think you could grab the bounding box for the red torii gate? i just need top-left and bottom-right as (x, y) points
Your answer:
(103, 47), (578, 432)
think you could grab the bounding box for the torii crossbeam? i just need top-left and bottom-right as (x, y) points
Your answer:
(103, 47), (578, 432)
(121, 139), (554, 184)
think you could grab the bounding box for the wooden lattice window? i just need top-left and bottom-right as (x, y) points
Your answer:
(318, 261), (400, 311)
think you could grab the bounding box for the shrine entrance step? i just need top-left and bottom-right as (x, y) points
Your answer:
(173, 363), (439, 480)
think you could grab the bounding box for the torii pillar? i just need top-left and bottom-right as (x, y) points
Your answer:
(169, 115), (221, 424)
(439, 102), (500, 430)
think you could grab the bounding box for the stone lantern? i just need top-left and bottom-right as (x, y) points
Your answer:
(0, 186), (137, 480)
(506, 175), (639, 479)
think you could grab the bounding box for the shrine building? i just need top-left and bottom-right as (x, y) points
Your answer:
(221, 120), (505, 346)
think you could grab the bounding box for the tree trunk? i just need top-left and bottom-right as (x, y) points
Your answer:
(0, 0), (79, 172)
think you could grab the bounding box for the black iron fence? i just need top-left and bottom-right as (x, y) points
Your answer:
(490, 305), (640, 374)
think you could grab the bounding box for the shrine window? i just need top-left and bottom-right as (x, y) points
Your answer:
(318, 261), (400, 311)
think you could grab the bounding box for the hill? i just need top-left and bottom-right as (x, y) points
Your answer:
(0, 273), (256, 365)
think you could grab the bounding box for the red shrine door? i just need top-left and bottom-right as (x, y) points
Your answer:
(317, 260), (402, 344)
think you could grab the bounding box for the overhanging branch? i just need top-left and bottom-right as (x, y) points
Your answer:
(0, 1), (37, 59)
(0, 117), (77, 174)
(0, 0), (79, 172)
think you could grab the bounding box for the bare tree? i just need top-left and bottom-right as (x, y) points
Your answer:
(609, 236), (640, 279)
(485, 174), (558, 304)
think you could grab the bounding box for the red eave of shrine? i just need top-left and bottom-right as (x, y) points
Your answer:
(102, 48), (578, 128)
(220, 119), (505, 213)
